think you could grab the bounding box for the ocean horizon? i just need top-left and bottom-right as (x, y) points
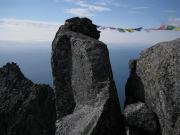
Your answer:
(0, 41), (152, 108)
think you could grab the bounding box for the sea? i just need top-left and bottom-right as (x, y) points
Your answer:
(0, 41), (151, 109)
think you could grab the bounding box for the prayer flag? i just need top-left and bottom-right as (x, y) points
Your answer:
(144, 29), (151, 32)
(166, 25), (176, 30)
(126, 29), (134, 32)
(109, 27), (117, 30)
(134, 27), (143, 31)
(157, 25), (166, 30)
(99, 26), (106, 30)
(117, 28), (125, 32)
(175, 27), (180, 31)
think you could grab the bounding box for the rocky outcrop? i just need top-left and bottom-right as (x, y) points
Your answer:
(0, 63), (56, 135)
(51, 17), (125, 135)
(124, 38), (180, 135)
(64, 17), (100, 39)
(124, 60), (145, 106)
(2, 17), (179, 135)
(124, 102), (158, 135)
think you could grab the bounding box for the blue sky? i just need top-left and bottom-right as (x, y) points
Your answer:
(0, 0), (180, 44)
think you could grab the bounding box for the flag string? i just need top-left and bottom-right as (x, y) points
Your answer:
(96, 24), (180, 32)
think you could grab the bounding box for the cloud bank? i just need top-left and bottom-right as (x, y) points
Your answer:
(0, 18), (180, 46)
(0, 18), (60, 42)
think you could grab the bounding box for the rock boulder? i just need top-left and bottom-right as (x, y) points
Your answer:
(124, 38), (180, 135)
(0, 63), (56, 135)
(51, 17), (125, 135)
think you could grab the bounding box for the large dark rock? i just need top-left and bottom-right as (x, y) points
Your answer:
(63, 17), (100, 40)
(124, 38), (180, 135)
(124, 60), (145, 107)
(124, 102), (158, 135)
(52, 17), (125, 135)
(0, 63), (56, 135)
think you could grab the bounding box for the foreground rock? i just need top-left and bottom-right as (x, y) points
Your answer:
(52, 17), (125, 135)
(124, 38), (180, 135)
(64, 17), (100, 39)
(124, 102), (158, 135)
(0, 63), (56, 135)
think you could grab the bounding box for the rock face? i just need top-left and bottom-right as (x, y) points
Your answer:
(124, 102), (158, 135)
(2, 17), (179, 135)
(124, 38), (180, 135)
(0, 63), (56, 135)
(64, 17), (100, 39)
(124, 60), (145, 106)
(51, 17), (125, 135)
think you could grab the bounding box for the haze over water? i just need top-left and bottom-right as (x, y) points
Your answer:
(0, 41), (150, 108)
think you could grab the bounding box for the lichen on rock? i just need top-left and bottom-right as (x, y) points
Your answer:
(0, 62), (56, 135)
(52, 17), (125, 135)
(124, 38), (180, 135)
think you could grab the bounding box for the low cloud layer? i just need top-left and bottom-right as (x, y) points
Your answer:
(0, 18), (180, 46)
(0, 18), (60, 42)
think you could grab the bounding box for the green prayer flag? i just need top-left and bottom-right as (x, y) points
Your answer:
(117, 28), (125, 32)
(166, 25), (176, 30)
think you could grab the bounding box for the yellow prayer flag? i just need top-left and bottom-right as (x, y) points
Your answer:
(126, 29), (134, 32)
(175, 27), (180, 31)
